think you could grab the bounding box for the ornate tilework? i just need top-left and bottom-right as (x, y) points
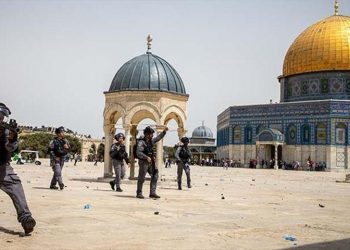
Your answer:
(308, 79), (320, 94)
(321, 79), (329, 93)
(301, 81), (308, 95)
(330, 78), (344, 93)
(346, 79), (350, 93)
(292, 81), (301, 96)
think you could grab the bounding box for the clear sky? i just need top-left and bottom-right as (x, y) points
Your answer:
(0, 0), (347, 146)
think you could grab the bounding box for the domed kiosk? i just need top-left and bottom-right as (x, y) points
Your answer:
(103, 35), (189, 178)
(217, 2), (350, 171)
(188, 123), (217, 165)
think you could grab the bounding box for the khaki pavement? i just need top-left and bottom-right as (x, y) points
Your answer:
(1, 160), (350, 250)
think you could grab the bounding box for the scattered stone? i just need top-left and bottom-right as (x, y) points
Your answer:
(205, 183), (208, 186)
(6, 240), (12, 243)
(84, 204), (92, 209)
(319, 204), (325, 208)
(252, 179), (255, 181)
(283, 234), (297, 241)
(154, 211), (159, 215)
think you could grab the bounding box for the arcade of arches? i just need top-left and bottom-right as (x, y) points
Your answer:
(103, 91), (188, 178)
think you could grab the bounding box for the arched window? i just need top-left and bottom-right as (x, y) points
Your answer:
(287, 124), (297, 144)
(245, 126), (253, 143)
(316, 123), (327, 144)
(233, 126), (241, 144)
(336, 123), (346, 145)
(301, 124), (310, 144)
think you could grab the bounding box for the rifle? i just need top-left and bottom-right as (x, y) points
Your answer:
(0, 119), (20, 133)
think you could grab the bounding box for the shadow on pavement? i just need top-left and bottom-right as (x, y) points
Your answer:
(160, 187), (188, 191)
(113, 195), (137, 199)
(32, 187), (54, 190)
(0, 226), (24, 237)
(283, 238), (350, 250)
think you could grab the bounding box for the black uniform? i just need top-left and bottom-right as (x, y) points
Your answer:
(0, 126), (36, 234)
(136, 131), (166, 198)
(109, 142), (130, 191)
(175, 145), (192, 189)
(48, 137), (70, 189)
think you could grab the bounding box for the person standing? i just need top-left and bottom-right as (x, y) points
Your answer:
(74, 153), (79, 166)
(175, 137), (192, 190)
(0, 103), (36, 235)
(48, 126), (70, 190)
(109, 133), (130, 192)
(135, 126), (168, 199)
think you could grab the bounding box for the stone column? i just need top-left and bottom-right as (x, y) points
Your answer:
(103, 124), (114, 177)
(177, 127), (187, 141)
(123, 124), (131, 156)
(123, 124), (131, 178)
(256, 143), (261, 168)
(274, 144), (278, 170)
(156, 125), (166, 173)
(129, 125), (138, 179)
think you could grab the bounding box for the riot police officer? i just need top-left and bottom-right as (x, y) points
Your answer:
(109, 133), (130, 192)
(175, 137), (192, 190)
(0, 103), (36, 235)
(48, 126), (70, 190)
(136, 126), (168, 199)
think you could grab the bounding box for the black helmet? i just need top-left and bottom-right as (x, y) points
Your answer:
(181, 137), (189, 144)
(0, 103), (11, 117)
(114, 133), (125, 140)
(55, 126), (65, 134)
(143, 126), (155, 135)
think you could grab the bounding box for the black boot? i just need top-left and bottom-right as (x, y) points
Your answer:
(22, 216), (36, 235)
(136, 193), (144, 199)
(149, 193), (161, 199)
(187, 182), (192, 188)
(116, 187), (123, 192)
(59, 183), (65, 190)
(178, 182), (182, 190)
(109, 181), (115, 191)
(50, 186), (58, 190)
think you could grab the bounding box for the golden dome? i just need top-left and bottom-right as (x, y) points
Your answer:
(283, 15), (350, 77)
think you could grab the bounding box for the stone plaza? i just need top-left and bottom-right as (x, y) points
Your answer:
(0, 160), (349, 249)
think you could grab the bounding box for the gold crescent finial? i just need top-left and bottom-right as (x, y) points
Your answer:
(335, 0), (339, 15)
(147, 34), (153, 53)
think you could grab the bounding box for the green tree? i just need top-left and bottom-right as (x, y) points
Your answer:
(163, 146), (176, 159)
(65, 135), (82, 154)
(19, 132), (81, 158)
(97, 143), (105, 160)
(89, 143), (96, 155)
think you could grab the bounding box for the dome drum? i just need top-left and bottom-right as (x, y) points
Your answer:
(280, 71), (350, 102)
